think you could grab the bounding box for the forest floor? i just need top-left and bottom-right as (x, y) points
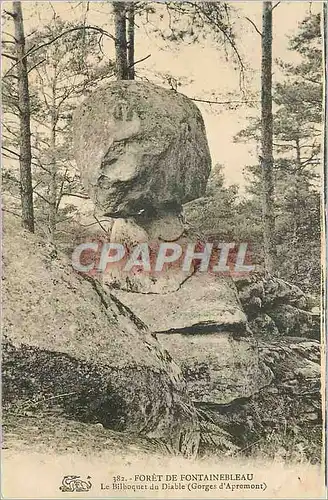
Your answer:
(2, 412), (325, 499)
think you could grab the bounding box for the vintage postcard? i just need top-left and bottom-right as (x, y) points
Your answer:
(1, 0), (326, 498)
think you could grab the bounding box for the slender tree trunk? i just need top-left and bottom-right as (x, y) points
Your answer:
(113, 2), (128, 80)
(261, 1), (275, 274)
(12, 1), (34, 232)
(292, 138), (302, 275)
(127, 3), (135, 80)
(49, 78), (57, 243)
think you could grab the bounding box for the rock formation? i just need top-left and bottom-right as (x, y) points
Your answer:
(2, 214), (199, 457)
(194, 337), (321, 456)
(73, 80), (212, 294)
(73, 81), (211, 218)
(234, 274), (320, 340)
(73, 80), (322, 457)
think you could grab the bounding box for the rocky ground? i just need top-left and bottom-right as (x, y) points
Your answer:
(2, 212), (323, 465)
(2, 81), (323, 473)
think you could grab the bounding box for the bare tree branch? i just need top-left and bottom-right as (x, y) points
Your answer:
(245, 17), (262, 37)
(32, 180), (43, 191)
(77, 220), (111, 228)
(189, 96), (259, 105)
(34, 161), (51, 174)
(56, 169), (68, 211)
(28, 58), (46, 74)
(128, 53), (151, 69)
(2, 146), (20, 157)
(2, 208), (21, 218)
(186, 2), (246, 88)
(94, 215), (111, 234)
(34, 190), (51, 205)
(60, 193), (90, 200)
(272, 2), (281, 11)
(2, 151), (19, 161)
(25, 25), (116, 59)
(3, 26), (116, 79)
(2, 53), (18, 61)
(2, 122), (19, 136)
(2, 31), (16, 40)
(4, 9), (16, 18)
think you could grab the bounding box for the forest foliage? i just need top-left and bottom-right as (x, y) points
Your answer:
(2, 3), (323, 295)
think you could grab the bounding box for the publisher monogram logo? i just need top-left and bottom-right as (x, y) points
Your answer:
(59, 475), (92, 493)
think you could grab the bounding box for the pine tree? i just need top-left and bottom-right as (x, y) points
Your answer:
(3, 15), (114, 242)
(234, 12), (322, 292)
(4, 2), (35, 232)
(261, 1), (275, 274)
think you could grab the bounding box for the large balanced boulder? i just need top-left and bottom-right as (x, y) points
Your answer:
(2, 214), (199, 456)
(71, 78), (321, 462)
(73, 81), (211, 217)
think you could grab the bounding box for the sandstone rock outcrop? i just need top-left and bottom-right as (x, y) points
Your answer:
(71, 81), (321, 459)
(157, 333), (272, 404)
(234, 275), (320, 339)
(73, 81), (211, 218)
(2, 214), (199, 456)
(194, 337), (322, 454)
(103, 218), (194, 294)
(113, 274), (247, 333)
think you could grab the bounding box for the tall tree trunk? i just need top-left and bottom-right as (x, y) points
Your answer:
(113, 2), (128, 80)
(12, 1), (34, 232)
(127, 3), (135, 80)
(49, 78), (57, 243)
(261, 1), (275, 274)
(292, 137), (302, 275)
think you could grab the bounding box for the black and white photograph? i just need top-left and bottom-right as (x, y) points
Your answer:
(1, 1), (326, 498)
